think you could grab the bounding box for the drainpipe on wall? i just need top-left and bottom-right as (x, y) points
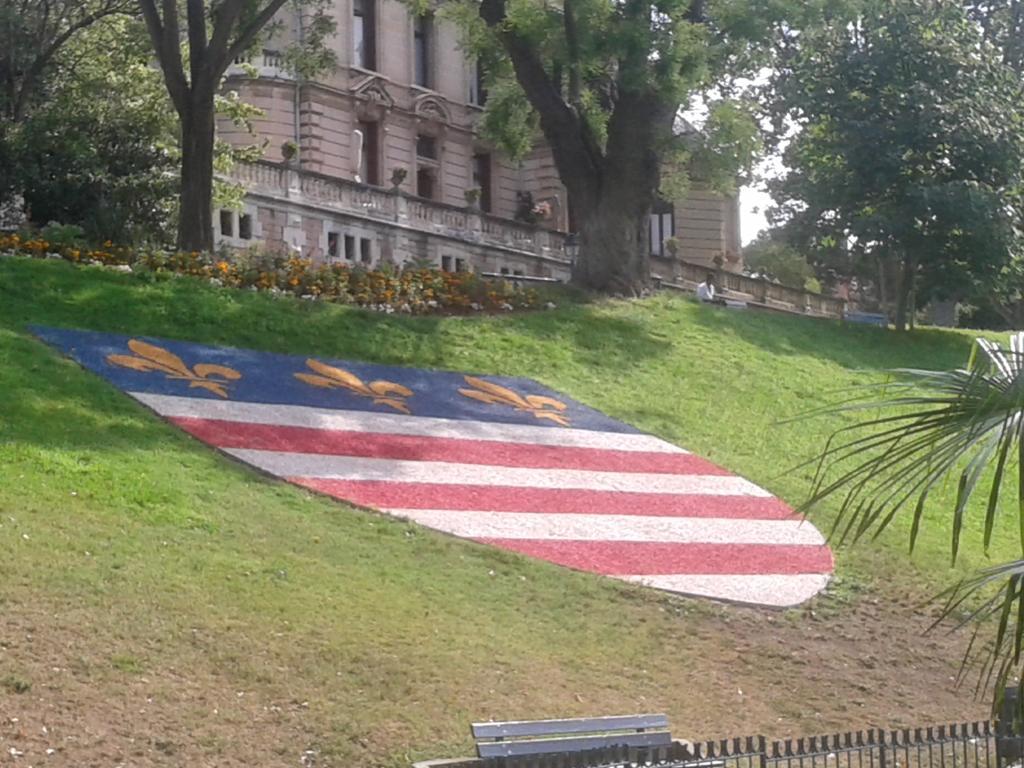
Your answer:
(294, 8), (304, 166)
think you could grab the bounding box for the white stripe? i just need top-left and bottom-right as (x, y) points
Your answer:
(131, 392), (685, 454)
(384, 509), (825, 545)
(224, 449), (772, 496)
(618, 574), (832, 608)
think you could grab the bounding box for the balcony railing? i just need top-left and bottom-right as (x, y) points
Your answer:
(225, 160), (571, 263)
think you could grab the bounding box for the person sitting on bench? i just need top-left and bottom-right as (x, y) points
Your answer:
(696, 273), (723, 304)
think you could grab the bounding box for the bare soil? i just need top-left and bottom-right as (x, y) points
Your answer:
(0, 587), (988, 768)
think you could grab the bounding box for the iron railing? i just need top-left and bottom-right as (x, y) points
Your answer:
(682, 722), (1018, 768)
(429, 722), (1024, 768)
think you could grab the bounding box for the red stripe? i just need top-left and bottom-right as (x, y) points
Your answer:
(293, 479), (800, 520)
(171, 417), (729, 475)
(478, 539), (834, 575)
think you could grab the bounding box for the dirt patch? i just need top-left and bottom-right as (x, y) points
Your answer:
(0, 585), (989, 768)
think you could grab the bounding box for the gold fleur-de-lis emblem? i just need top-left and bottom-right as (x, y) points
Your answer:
(295, 359), (413, 414)
(458, 376), (570, 426)
(107, 339), (242, 398)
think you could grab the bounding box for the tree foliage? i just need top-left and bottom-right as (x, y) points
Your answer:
(743, 232), (819, 292)
(439, 0), (782, 292)
(0, 15), (178, 242)
(0, 0), (134, 122)
(763, 0), (1024, 330)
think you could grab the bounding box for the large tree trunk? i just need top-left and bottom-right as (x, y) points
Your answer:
(894, 253), (915, 332)
(564, 94), (667, 294)
(177, 94), (216, 253)
(572, 190), (651, 293)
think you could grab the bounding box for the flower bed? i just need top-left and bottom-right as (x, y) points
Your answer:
(0, 234), (548, 314)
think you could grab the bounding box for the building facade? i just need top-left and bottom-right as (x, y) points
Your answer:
(216, 2), (742, 279)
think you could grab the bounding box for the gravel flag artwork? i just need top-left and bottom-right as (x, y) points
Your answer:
(34, 327), (834, 607)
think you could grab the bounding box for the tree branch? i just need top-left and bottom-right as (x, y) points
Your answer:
(479, 0), (602, 189)
(186, 0), (209, 89)
(138, 0), (188, 113)
(206, 0), (245, 77)
(9, 0), (134, 121)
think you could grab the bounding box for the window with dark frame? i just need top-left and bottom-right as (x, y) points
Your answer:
(360, 238), (372, 264)
(441, 255), (453, 272)
(416, 167), (435, 199)
(358, 121), (380, 185)
(455, 257), (467, 273)
(649, 199), (675, 257)
(219, 210), (233, 238)
(328, 232), (340, 258)
(413, 13), (433, 88)
(472, 152), (492, 212)
(344, 234), (356, 261)
(353, 0), (376, 69)
(416, 134), (437, 160)
(468, 58), (487, 106)
(238, 213), (253, 240)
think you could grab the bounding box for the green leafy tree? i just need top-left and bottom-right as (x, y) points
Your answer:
(137, 0), (334, 253)
(764, 0), (1024, 330)
(0, 0), (134, 123)
(965, 0), (1024, 73)
(0, 16), (178, 241)
(743, 232), (818, 292)
(442, 0), (785, 292)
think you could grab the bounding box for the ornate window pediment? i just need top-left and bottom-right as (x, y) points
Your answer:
(352, 75), (394, 120)
(413, 93), (451, 126)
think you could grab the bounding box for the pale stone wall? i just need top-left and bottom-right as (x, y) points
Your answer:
(672, 187), (743, 272)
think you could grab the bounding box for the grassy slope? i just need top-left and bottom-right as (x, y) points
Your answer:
(0, 258), (1014, 766)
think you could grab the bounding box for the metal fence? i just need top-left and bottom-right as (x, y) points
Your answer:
(450, 722), (1024, 768)
(681, 722), (1022, 768)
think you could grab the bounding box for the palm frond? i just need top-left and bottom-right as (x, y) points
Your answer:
(801, 332), (1024, 695)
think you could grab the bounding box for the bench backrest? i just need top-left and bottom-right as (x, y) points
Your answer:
(472, 714), (672, 759)
(845, 311), (888, 327)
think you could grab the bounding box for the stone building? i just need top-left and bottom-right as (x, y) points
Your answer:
(215, 3), (743, 279)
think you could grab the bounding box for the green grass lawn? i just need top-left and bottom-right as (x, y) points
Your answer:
(0, 257), (1014, 766)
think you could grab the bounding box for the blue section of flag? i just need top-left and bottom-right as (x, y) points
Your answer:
(31, 326), (641, 434)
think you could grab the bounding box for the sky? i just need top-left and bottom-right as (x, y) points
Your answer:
(739, 184), (771, 245)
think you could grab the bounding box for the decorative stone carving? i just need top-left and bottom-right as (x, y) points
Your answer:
(413, 94), (451, 128)
(352, 75), (395, 120)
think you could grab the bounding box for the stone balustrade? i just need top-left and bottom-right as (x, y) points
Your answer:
(671, 260), (847, 319)
(225, 160), (572, 268)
